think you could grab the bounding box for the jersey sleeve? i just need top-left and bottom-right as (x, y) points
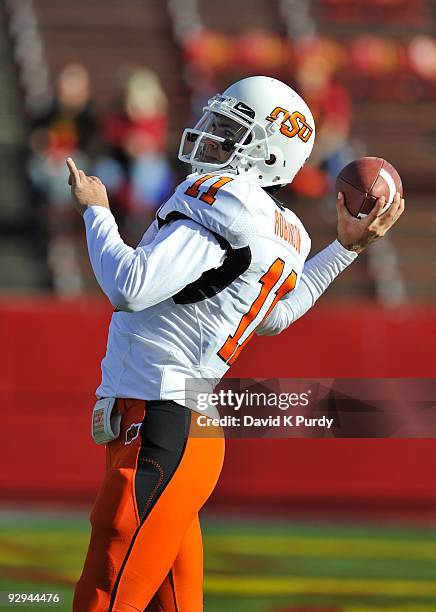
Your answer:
(256, 240), (358, 336)
(83, 206), (226, 312)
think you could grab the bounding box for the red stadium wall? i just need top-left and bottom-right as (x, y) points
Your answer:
(1, 298), (435, 514)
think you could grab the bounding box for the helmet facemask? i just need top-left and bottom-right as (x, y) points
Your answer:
(179, 94), (270, 172)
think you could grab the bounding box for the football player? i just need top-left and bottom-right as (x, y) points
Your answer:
(69, 76), (404, 611)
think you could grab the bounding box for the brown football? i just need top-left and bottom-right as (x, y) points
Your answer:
(336, 157), (403, 218)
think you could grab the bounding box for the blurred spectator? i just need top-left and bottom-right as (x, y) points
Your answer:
(96, 68), (174, 243)
(28, 65), (174, 295)
(289, 41), (356, 203)
(183, 30), (233, 75)
(236, 30), (287, 74)
(27, 62), (98, 296)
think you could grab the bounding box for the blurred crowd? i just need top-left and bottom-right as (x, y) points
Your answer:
(27, 64), (174, 295)
(9, 0), (433, 299)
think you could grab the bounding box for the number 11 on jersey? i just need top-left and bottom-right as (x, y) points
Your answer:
(218, 258), (297, 365)
(185, 175), (234, 205)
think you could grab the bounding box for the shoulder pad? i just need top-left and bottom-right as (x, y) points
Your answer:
(157, 173), (253, 248)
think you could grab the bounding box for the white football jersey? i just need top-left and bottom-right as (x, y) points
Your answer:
(84, 171), (355, 409)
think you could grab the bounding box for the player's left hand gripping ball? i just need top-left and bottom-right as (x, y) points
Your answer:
(66, 157), (110, 216)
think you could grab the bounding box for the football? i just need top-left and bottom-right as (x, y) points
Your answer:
(336, 157), (403, 218)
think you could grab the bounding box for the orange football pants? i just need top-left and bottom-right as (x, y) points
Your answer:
(73, 399), (224, 611)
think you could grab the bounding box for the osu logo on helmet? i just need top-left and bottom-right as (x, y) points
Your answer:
(266, 107), (314, 142)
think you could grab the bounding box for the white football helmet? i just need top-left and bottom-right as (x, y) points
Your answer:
(179, 76), (315, 187)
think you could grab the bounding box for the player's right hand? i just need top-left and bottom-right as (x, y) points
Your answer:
(336, 191), (405, 254)
(66, 157), (111, 216)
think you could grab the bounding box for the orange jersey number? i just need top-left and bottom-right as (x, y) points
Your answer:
(218, 258), (297, 365)
(185, 175), (234, 205)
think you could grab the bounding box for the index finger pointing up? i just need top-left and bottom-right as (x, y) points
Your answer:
(66, 157), (81, 186)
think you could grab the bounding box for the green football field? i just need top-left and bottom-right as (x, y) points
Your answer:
(0, 510), (435, 611)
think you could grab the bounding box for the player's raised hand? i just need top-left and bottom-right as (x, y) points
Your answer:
(66, 157), (110, 216)
(336, 191), (405, 254)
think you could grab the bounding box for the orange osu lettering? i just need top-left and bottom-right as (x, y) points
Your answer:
(266, 107), (313, 143)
